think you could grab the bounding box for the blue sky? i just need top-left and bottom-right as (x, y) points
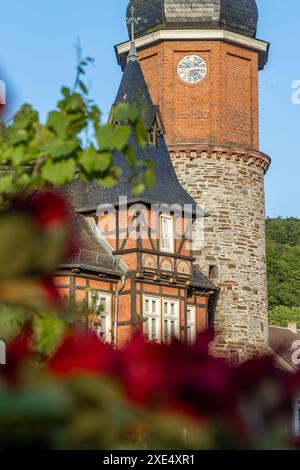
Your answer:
(0, 0), (299, 217)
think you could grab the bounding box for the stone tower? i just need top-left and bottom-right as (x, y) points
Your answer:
(116, 0), (270, 360)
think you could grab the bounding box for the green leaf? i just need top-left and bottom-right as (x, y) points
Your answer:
(79, 81), (88, 95)
(65, 113), (87, 135)
(0, 304), (30, 342)
(144, 168), (155, 189)
(112, 103), (139, 122)
(113, 126), (131, 150)
(96, 175), (117, 188)
(132, 183), (145, 195)
(61, 87), (71, 99)
(42, 158), (76, 185)
(95, 152), (112, 173)
(13, 104), (39, 131)
(33, 314), (66, 356)
(0, 175), (14, 194)
(134, 119), (148, 148)
(47, 111), (68, 139)
(10, 129), (29, 146)
(123, 145), (136, 167)
(45, 138), (78, 159)
(8, 145), (26, 165)
(79, 147), (97, 173)
(80, 147), (112, 173)
(111, 166), (122, 178)
(67, 93), (86, 112)
(97, 124), (131, 151)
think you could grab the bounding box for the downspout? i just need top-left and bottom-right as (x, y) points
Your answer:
(88, 218), (128, 348)
(114, 273), (126, 349)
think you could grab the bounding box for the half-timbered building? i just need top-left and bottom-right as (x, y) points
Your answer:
(55, 44), (219, 347)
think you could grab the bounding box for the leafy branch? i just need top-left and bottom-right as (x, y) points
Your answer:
(0, 50), (153, 202)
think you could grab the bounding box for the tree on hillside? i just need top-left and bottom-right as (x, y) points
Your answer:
(266, 218), (300, 327)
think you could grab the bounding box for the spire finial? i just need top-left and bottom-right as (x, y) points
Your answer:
(126, 6), (141, 63)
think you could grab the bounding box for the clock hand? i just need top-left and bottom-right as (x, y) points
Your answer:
(187, 67), (202, 71)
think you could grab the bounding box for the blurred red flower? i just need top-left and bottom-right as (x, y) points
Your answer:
(27, 191), (71, 229)
(116, 332), (169, 405)
(47, 325), (300, 442)
(48, 332), (116, 376)
(11, 190), (71, 230)
(2, 190), (78, 281)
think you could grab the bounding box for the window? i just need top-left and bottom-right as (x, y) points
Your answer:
(149, 129), (157, 147)
(230, 350), (239, 365)
(143, 297), (161, 342)
(160, 214), (174, 253)
(88, 292), (112, 343)
(163, 299), (179, 344)
(294, 399), (300, 437)
(187, 306), (196, 344)
(209, 265), (218, 281)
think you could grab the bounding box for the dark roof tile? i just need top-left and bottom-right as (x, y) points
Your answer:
(60, 212), (123, 276)
(127, 0), (258, 39)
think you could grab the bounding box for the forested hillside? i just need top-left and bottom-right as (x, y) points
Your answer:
(266, 218), (300, 327)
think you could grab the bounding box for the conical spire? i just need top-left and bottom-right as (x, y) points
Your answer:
(126, 5), (140, 63)
(113, 59), (156, 130)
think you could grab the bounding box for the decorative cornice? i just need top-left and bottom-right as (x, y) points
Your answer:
(168, 143), (271, 174)
(115, 29), (269, 71)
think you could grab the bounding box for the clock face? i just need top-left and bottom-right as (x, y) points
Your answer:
(177, 55), (207, 84)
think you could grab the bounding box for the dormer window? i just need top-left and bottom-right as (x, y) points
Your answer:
(160, 214), (174, 253)
(149, 128), (157, 147)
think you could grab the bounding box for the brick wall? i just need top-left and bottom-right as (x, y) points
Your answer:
(139, 40), (259, 149)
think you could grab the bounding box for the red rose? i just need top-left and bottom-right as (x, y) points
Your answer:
(164, 337), (234, 416)
(115, 332), (169, 405)
(11, 191), (70, 229)
(49, 332), (116, 376)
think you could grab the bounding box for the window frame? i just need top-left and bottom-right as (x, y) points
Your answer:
(143, 296), (161, 343)
(186, 305), (197, 344)
(149, 128), (157, 147)
(159, 213), (175, 254)
(162, 298), (180, 344)
(88, 291), (112, 344)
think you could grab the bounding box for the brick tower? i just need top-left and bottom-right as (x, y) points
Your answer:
(116, 0), (270, 360)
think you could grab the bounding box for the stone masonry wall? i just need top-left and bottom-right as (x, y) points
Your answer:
(170, 146), (269, 360)
(137, 38), (269, 360)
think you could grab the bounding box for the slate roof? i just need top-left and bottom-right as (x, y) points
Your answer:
(269, 326), (300, 370)
(126, 0), (258, 39)
(113, 53), (157, 130)
(193, 268), (218, 291)
(60, 212), (124, 276)
(66, 59), (200, 215)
